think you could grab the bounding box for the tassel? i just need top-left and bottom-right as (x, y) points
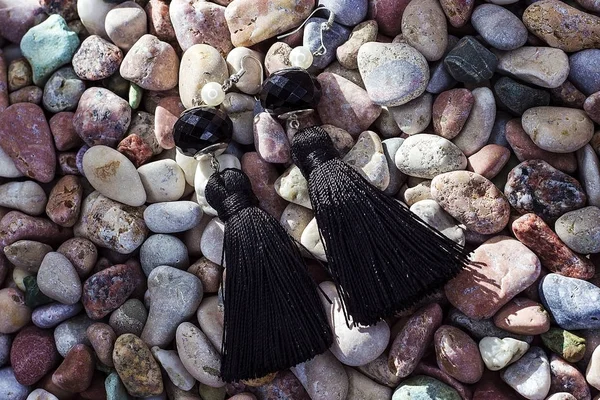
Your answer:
(205, 168), (333, 382)
(290, 126), (470, 326)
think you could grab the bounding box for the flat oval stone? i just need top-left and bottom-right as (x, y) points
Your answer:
(357, 42), (429, 107)
(178, 44), (228, 109)
(393, 375), (461, 400)
(434, 325), (483, 384)
(431, 171), (509, 234)
(388, 93), (432, 136)
(176, 322), (223, 388)
(502, 347), (551, 399)
(11, 326), (58, 386)
(521, 107), (593, 153)
(57, 237), (97, 279)
(137, 160), (186, 204)
(82, 145), (146, 207)
(432, 88), (474, 139)
(42, 67), (85, 113)
(72, 35), (123, 81)
(140, 234), (189, 276)
(253, 112), (290, 164)
(105, 1), (147, 51)
(0, 103), (56, 183)
(471, 4), (527, 51)
(495, 46), (569, 89)
(73, 191), (148, 254)
(505, 160), (586, 221)
(578, 144), (600, 209)
(395, 134), (467, 179)
(401, 0), (447, 61)
(37, 252), (82, 305)
(467, 144), (510, 180)
(452, 87), (496, 156)
(479, 337), (529, 371)
(120, 34), (178, 91)
(31, 303), (82, 329)
(0, 181), (47, 216)
(556, 206), (600, 254)
(444, 36), (497, 84)
(493, 298), (550, 335)
(540, 273), (600, 330)
(2, 240), (50, 273)
(410, 200), (464, 244)
(45, 175), (82, 228)
(445, 236), (540, 319)
(113, 334), (163, 397)
(143, 201), (203, 233)
(224, 0), (314, 47)
(523, 0), (600, 52)
(73, 87), (131, 147)
(513, 213), (595, 280)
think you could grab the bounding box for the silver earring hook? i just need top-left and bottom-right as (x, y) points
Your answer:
(222, 54), (264, 92)
(277, 6), (336, 57)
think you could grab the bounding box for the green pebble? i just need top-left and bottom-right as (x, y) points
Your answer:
(20, 14), (80, 86)
(541, 327), (586, 363)
(393, 376), (461, 400)
(23, 275), (53, 308)
(199, 383), (226, 400)
(106, 371), (132, 400)
(129, 83), (143, 110)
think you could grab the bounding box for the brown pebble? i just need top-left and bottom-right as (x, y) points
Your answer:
(9, 85), (42, 105)
(46, 175), (83, 228)
(432, 88), (474, 139)
(493, 298), (550, 335)
(117, 134), (154, 168)
(0, 211), (72, 248)
(146, 0), (177, 43)
(49, 112), (82, 151)
(467, 144), (510, 180)
(113, 334), (164, 397)
(57, 237), (98, 279)
(8, 58), (33, 92)
(52, 344), (95, 393)
(434, 325), (484, 384)
(82, 264), (137, 320)
(550, 354), (591, 400)
(550, 81), (586, 109)
(187, 257), (223, 294)
(87, 323), (116, 367)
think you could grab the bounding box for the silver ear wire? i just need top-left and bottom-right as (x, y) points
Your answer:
(277, 6), (336, 57)
(223, 55), (264, 91)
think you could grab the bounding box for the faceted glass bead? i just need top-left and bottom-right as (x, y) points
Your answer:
(259, 67), (321, 116)
(173, 106), (233, 157)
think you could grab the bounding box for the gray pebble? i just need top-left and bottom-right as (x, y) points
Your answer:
(487, 111), (511, 148)
(42, 66), (85, 113)
(109, 298), (148, 337)
(143, 201), (203, 233)
(471, 4), (528, 51)
(140, 234), (190, 276)
(304, 18), (351, 69)
(0, 367), (30, 400)
(318, 0), (368, 26)
(555, 206), (600, 254)
(382, 138), (407, 196)
(410, 200), (465, 245)
(54, 314), (93, 357)
(427, 36), (459, 94)
(37, 252), (82, 305)
(220, 93), (256, 145)
(568, 49), (600, 96)
(31, 302), (83, 329)
(0, 335), (11, 367)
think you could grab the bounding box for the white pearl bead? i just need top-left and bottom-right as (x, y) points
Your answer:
(201, 82), (226, 106)
(290, 46), (314, 69)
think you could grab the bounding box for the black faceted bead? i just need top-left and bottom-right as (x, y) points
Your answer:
(173, 106), (233, 157)
(259, 68), (321, 116)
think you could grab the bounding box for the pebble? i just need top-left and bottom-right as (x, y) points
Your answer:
(551, 81), (587, 110)
(410, 200), (465, 244)
(253, 112), (290, 164)
(20, 15), (80, 85)
(319, 281), (389, 366)
(31, 303), (82, 329)
(140, 234), (189, 276)
(445, 236), (540, 319)
(336, 20), (378, 70)
(577, 144), (600, 208)
(479, 337), (529, 371)
(439, 0), (474, 27)
(493, 298), (550, 335)
(449, 308), (534, 344)
(540, 274), (600, 330)
(495, 47), (569, 90)
(105, 1), (147, 51)
(42, 67), (85, 113)
(196, 296), (224, 353)
(0, 146), (23, 179)
(74, 191), (148, 254)
(505, 119), (577, 174)
(345, 367), (392, 400)
(8, 58), (32, 92)
(176, 322), (223, 388)
(82, 145), (146, 207)
(0, 104), (56, 183)
(120, 34), (179, 91)
(224, 0), (313, 47)
(0, 181), (47, 216)
(550, 354), (590, 399)
(200, 218), (225, 265)
(57, 237), (97, 278)
(357, 42), (429, 107)
(393, 375), (461, 400)
(432, 88), (474, 139)
(502, 347), (551, 399)
(452, 87), (496, 156)
(431, 171), (509, 234)
(52, 344), (94, 393)
(142, 266), (203, 347)
(26, 389), (59, 400)
(444, 36), (497, 84)
(241, 152), (288, 218)
(382, 138), (407, 195)
(82, 264), (137, 319)
(226, 47), (264, 95)
(343, 131), (390, 190)
(73, 87), (131, 147)
(556, 206), (600, 254)
(152, 347), (196, 392)
(471, 4), (527, 51)
(300, 218), (326, 261)
(72, 35), (123, 81)
(170, 0), (232, 55)
(541, 328), (585, 363)
(45, 175), (82, 228)
(587, 346), (600, 390)
(467, 144), (511, 180)
(568, 50), (600, 97)
(109, 299), (148, 336)
(325, 62), (366, 89)
(87, 323), (116, 367)
(434, 327), (483, 385)
(0, 367), (31, 400)
(523, 0), (600, 52)
(388, 93), (432, 135)
(37, 252), (82, 305)
(367, 0), (409, 37)
(9, 86), (43, 105)
(144, 201), (203, 233)
(304, 18), (350, 69)
(23, 276), (53, 309)
(495, 77), (550, 116)
(401, 0), (447, 62)
(395, 134), (466, 179)
(401, 178), (433, 206)
(77, 0), (116, 38)
(389, 303), (443, 378)
(187, 259), (222, 295)
(220, 93), (256, 145)
(264, 42), (292, 75)
(154, 97), (184, 150)
(113, 334), (163, 397)
(0, 210), (72, 249)
(291, 351), (349, 400)
(505, 160), (587, 222)
(54, 314), (93, 357)
(585, 91), (600, 126)
(316, 72), (381, 137)
(0, 334), (10, 367)
(11, 326), (59, 386)
(319, 0), (368, 26)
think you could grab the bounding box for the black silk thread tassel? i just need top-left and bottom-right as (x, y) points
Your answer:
(290, 126), (470, 326)
(205, 168), (333, 382)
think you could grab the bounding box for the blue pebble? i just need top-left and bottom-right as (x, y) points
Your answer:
(318, 0), (368, 26)
(303, 18), (351, 69)
(568, 49), (600, 96)
(539, 273), (600, 330)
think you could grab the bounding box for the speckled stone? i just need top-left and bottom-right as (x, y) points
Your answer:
(253, 112), (290, 164)
(72, 35), (122, 81)
(109, 298), (148, 337)
(11, 326), (59, 386)
(113, 334), (163, 397)
(522, 107), (594, 153)
(42, 67), (85, 113)
(176, 322), (224, 388)
(31, 303), (82, 329)
(367, 0), (410, 37)
(451, 87), (496, 156)
(146, 0), (176, 43)
(86, 323), (116, 367)
(291, 351), (349, 400)
(336, 20), (378, 70)
(9, 86), (42, 105)
(179, 44), (227, 109)
(52, 344), (94, 393)
(144, 201), (203, 233)
(495, 46), (570, 89)
(82, 264), (137, 319)
(140, 234), (189, 276)
(549, 354), (590, 400)
(505, 160), (586, 222)
(57, 237), (98, 279)
(494, 77), (550, 116)
(471, 4), (527, 50)
(551, 81), (587, 109)
(395, 134), (467, 179)
(0, 367), (31, 400)
(303, 18), (350, 69)
(443, 36), (497, 84)
(434, 325), (484, 384)
(388, 93), (432, 136)
(401, 0), (447, 61)
(501, 347), (551, 400)
(393, 375), (461, 400)
(37, 252), (82, 305)
(440, 0), (474, 28)
(432, 88), (474, 139)
(556, 206), (600, 254)
(54, 314), (93, 357)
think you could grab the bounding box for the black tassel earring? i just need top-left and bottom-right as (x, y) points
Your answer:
(259, 34), (470, 326)
(173, 68), (332, 382)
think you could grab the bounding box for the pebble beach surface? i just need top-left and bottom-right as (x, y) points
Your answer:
(1, 0), (600, 399)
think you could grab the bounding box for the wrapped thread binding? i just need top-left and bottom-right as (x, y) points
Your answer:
(205, 168), (333, 382)
(291, 126), (470, 326)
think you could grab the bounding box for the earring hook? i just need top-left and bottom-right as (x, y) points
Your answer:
(277, 6), (336, 56)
